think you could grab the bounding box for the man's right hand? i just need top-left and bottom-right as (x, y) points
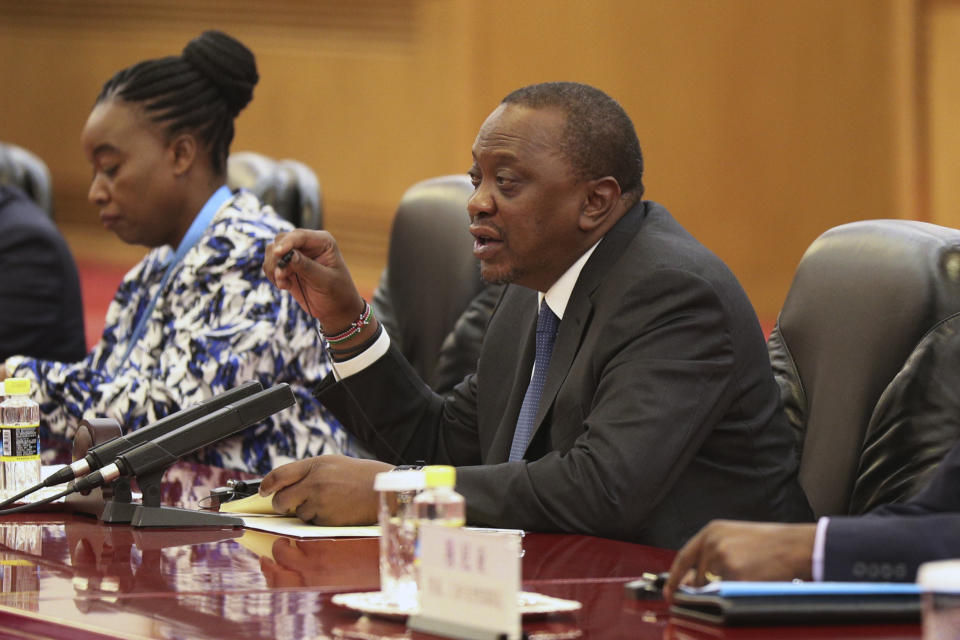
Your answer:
(263, 229), (379, 353)
(259, 455), (395, 526)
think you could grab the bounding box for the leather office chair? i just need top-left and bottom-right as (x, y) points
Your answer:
(0, 141), (54, 218)
(227, 151), (324, 229)
(371, 175), (495, 393)
(768, 219), (960, 517)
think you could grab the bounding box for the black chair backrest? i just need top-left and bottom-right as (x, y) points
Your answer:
(0, 142), (54, 218)
(227, 151), (323, 229)
(768, 219), (960, 517)
(279, 159), (323, 231)
(371, 175), (482, 385)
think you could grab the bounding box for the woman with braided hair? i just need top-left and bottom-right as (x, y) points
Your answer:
(1, 31), (349, 474)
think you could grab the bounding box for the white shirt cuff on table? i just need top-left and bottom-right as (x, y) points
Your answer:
(812, 516), (829, 582)
(328, 325), (391, 381)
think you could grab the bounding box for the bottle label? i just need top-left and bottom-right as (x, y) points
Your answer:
(0, 424), (40, 461)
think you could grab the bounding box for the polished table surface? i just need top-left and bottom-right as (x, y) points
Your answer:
(0, 463), (923, 640)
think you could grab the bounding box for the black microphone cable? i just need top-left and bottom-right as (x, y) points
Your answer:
(0, 486), (75, 516)
(0, 481), (50, 510)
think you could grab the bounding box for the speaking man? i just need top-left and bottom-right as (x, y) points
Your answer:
(261, 82), (811, 548)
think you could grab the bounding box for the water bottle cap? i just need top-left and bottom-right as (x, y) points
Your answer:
(424, 465), (456, 488)
(374, 469), (425, 491)
(3, 378), (30, 395)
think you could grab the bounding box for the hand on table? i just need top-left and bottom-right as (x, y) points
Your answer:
(259, 455), (394, 525)
(663, 520), (817, 601)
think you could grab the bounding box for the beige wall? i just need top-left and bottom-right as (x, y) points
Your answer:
(0, 0), (929, 318)
(927, 0), (960, 229)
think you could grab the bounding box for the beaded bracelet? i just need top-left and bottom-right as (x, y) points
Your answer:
(326, 322), (383, 360)
(321, 299), (373, 345)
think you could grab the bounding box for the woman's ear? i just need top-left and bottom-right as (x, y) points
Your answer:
(169, 134), (198, 177)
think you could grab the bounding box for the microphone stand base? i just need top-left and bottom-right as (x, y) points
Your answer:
(128, 465), (241, 528)
(101, 498), (139, 524)
(130, 504), (243, 528)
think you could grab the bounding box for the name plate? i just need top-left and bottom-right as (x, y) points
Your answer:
(409, 524), (522, 640)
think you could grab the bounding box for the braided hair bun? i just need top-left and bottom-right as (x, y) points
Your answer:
(181, 30), (258, 118)
(96, 30), (260, 175)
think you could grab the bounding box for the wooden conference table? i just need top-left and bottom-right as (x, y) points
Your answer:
(0, 463), (922, 640)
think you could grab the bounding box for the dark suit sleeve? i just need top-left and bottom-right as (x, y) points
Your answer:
(824, 514), (960, 581)
(316, 344), (483, 466)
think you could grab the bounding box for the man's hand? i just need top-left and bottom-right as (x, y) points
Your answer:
(663, 520), (817, 601)
(259, 538), (376, 589)
(0, 365), (7, 381)
(263, 230), (374, 341)
(259, 455), (394, 526)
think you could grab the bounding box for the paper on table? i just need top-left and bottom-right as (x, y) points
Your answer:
(221, 494), (521, 539)
(219, 492), (284, 516)
(218, 494), (379, 537)
(239, 516), (380, 538)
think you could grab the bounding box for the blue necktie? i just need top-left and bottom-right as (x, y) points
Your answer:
(509, 300), (560, 461)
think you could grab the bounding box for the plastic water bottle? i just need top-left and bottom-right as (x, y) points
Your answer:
(1, 378), (41, 499)
(414, 465), (465, 527)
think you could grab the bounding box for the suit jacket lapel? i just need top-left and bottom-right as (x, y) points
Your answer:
(523, 202), (649, 453)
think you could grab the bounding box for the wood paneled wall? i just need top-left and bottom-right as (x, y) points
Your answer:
(927, 0), (960, 230)
(0, 0), (926, 317)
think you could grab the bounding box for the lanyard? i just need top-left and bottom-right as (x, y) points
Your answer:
(114, 185), (233, 372)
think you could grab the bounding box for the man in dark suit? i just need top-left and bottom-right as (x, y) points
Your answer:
(0, 184), (86, 363)
(260, 82), (811, 548)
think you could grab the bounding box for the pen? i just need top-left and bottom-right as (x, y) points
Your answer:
(624, 572), (670, 599)
(643, 571), (670, 589)
(277, 249), (295, 269)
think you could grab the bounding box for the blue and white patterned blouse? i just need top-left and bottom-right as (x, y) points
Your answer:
(5, 190), (349, 474)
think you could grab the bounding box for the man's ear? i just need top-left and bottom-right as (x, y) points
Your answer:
(168, 133), (198, 177)
(579, 176), (622, 232)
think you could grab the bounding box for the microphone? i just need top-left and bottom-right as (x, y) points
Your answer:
(72, 384), (295, 493)
(45, 381), (263, 488)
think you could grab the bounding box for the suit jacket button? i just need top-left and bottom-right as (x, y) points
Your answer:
(853, 562), (866, 579)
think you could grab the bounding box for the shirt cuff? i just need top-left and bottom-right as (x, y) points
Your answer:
(328, 325), (391, 381)
(812, 516), (829, 582)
